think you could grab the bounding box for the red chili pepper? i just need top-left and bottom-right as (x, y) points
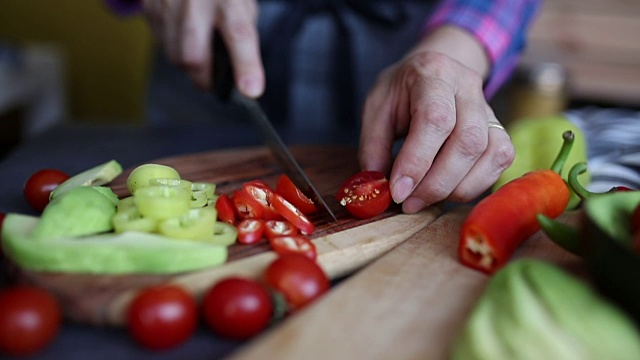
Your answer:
(458, 131), (575, 274)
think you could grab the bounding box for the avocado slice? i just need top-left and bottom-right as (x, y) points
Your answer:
(32, 186), (117, 241)
(50, 160), (123, 200)
(2, 213), (228, 274)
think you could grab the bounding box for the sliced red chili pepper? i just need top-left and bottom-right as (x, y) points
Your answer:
(459, 130), (574, 274)
(232, 190), (263, 220)
(215, 193), (236, 225)
(242, 181), (282, 221)
(276, 175), (317, 215)
(237, 218), (266, 245)
(269, 235), (317, 261)
(264, 220), (299, 240)
(271, 193), (315, 235)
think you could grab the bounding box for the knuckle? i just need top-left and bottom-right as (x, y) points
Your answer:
(493, 140), (516, 171)
(456, 125), (488, 160)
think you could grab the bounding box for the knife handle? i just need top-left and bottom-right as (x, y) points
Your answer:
(212, 31), (235, 101)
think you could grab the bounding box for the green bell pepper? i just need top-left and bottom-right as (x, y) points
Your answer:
(451, 259), (640, 360)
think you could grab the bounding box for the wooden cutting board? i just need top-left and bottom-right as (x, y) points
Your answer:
(7, 145), (441, 326)
(229, 207), (585, 360)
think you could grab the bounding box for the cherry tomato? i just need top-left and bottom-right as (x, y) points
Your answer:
(242, 180), (282, 221)
(127, 284), (198, 350)
(263, 254), (329, 311)
(232, 190), (263, 220)
(215, 193), (236, 224)
(0, 285), (61, 356)
(237, 218), (266, 244)
(23, 169), (70, 212)
(276, 175), (317, 215)
(272, 193), (315, 234)
(203, 277), (273, 340)
(335, 170), (391, 219)
(269, 235), (317, 261)
(264, 220), (299, 240)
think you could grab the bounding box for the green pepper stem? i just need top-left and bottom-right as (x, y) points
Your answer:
(550, 130), (575, 174)
(568, 162), (593, 200)
(536, 213), (581, 256)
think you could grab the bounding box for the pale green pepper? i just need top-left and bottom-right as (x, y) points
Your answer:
(493, 115), (590, 209)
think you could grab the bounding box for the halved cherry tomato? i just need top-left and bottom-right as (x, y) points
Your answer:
(232, 190), (263, 219)
(127, 284), (198, 350)
(263, 254), (329, 311)
(203, 277), (273, 340)
(215, 193), (236, 224)
(276, 175), (317, 215)
(272, 193), (315, 234)
(237, 218), (266, 244)
(242, 180), (281, 221)
(269, 235), (316, 261)
(264, 220), (299, 240)
(23, 169), (70, 212)
(335, 170), (391, 219)
(0, 285), (61, 356)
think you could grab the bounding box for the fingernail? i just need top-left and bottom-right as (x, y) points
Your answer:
(391, 176), (414, 203)
(240, 77), (263, 98)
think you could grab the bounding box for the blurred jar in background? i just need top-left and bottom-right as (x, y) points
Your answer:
(507, 62), (569, 123)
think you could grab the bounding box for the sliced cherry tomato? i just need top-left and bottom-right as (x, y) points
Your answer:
(232, 190), (263, 219)
(336, 170), (391, 219)
(276, 175), (317, 215)
(269, 235), (317, 261)
(242, 180), (282, 221)
(264, 220), (299, 240)
(237, 218), (266, 245)
(203, 277), (273, 340)
(215, 193), (236, 224)
(0, 285), (62, 356)
(263, 254), (329, 311)
(127, 284), (198, 350)
(271, 193), (315, 234)
(23, 169), (70, 212)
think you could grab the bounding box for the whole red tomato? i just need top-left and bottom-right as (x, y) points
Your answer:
(23, 169), (70, 212)
(0, 285), (62, 356)
(263, 254), (329, 311)
(202, 277), (273, 340)
(127, 284), (198, 350)
(336, 171), (391, 219)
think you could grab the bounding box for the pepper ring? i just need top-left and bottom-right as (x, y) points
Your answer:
(487, 122), (505, 131)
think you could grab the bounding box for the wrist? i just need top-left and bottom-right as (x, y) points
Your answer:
(412, 25), (490, 81)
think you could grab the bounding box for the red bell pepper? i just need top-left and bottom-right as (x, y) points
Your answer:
(458, 131), (575, 274)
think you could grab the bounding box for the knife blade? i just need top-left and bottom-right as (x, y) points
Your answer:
(212, 35), (337, 221)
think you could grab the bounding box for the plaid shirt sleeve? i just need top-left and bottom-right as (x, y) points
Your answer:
(425, 0), (542, 98)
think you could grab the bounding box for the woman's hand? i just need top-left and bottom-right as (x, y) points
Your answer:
(359, 26), (515, 213)
(142, 0), (264, 97)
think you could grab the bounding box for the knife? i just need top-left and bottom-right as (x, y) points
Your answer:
(212, 35), (337, 221)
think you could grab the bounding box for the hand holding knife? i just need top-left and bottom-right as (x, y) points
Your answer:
(212, 34), (337, 221)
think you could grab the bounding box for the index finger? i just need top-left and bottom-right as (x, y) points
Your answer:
(217, 1), (264, 98)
